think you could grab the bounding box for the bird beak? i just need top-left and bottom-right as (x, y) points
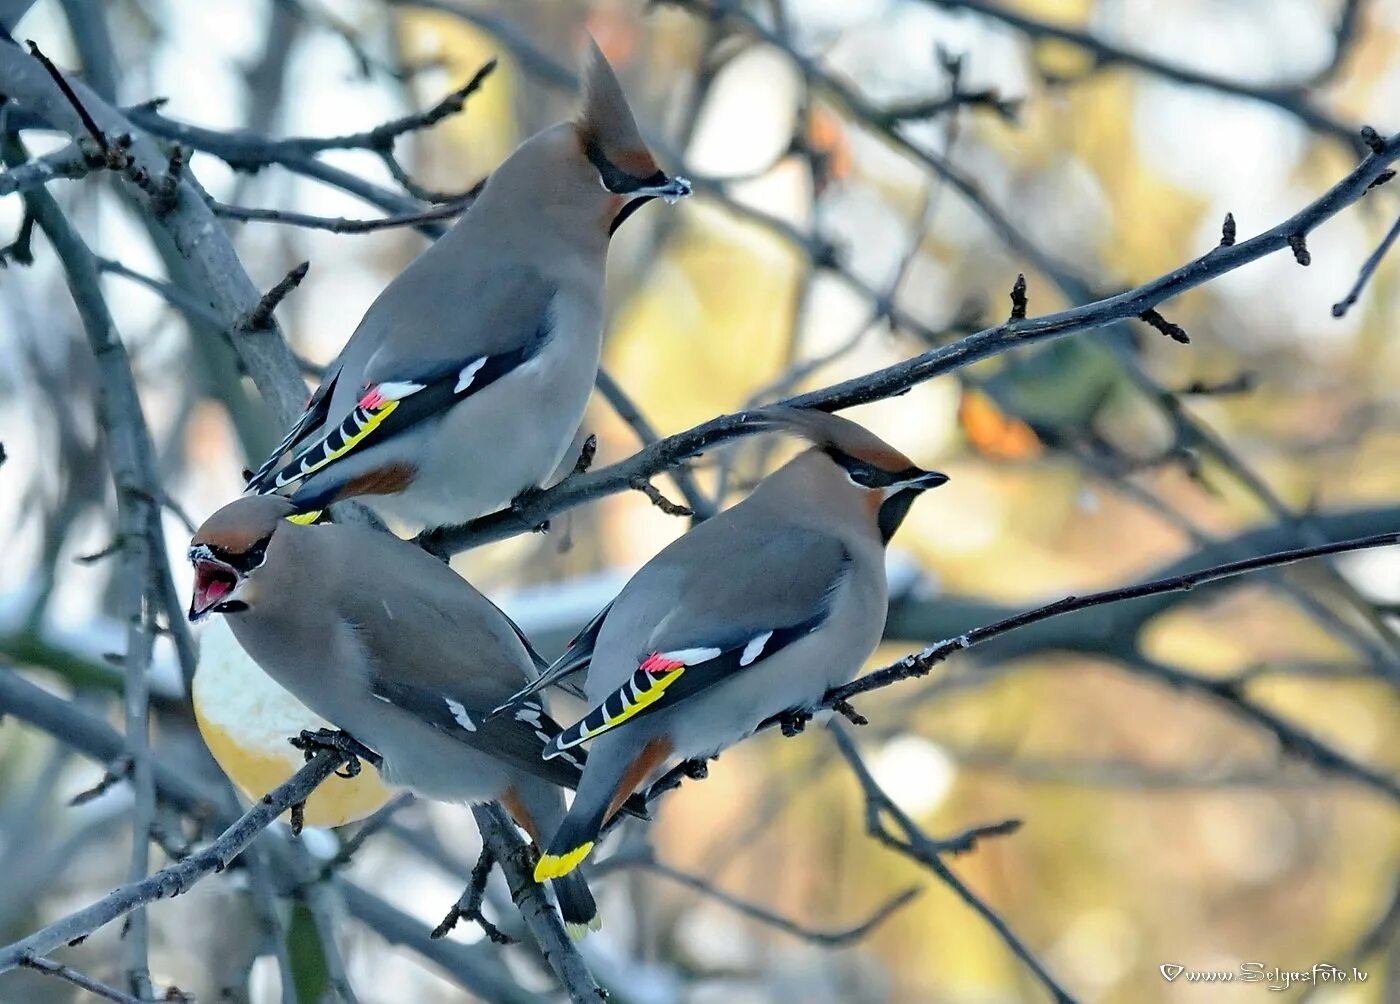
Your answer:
(634, 173), (691, 205)
(892, 468), (949, 493)
(188, 546), (242, 622)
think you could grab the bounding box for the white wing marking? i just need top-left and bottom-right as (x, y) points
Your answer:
(445, 698), (477, 732)
(660, 646), (723, 665)
(739, 631), (774, 667)
(454, 358), (488, 393)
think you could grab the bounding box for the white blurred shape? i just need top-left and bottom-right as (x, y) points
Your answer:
(1046, 908), (1140, 995)
(867, 734), (955, 816)
(688, 47), (801, 178)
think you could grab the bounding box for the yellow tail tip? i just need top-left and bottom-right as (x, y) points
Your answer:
(534, 842), (594, 882)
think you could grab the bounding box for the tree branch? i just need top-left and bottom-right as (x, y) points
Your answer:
(830, 725), (1077, 1003)
(0, 748), (348, 973)
(469, 803), (605, 1003)
(420, 130), (1400, 555)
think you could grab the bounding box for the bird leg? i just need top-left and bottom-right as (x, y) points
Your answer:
(288, 728), (383, 778)
(502, 435), (596, 535)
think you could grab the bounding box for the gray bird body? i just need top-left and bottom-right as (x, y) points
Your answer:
(219, 517), (565, 806)
(251, 126), (609, 527)
(580, 454), (888, 763)
(188, 496), (620, 927)
(243, 42), (691, 529)
(520, 409), (948, 881)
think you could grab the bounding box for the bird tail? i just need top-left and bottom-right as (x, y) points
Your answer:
(552, 872), (602, 939)
(535, 799), (609, 883)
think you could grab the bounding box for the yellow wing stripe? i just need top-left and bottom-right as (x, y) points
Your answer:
(551, 666), (686, 755)
(274, 399), (401, 490)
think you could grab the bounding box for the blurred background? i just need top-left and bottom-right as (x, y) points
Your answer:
(1, 0), (1399, 1001)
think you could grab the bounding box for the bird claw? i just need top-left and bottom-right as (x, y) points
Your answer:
(778, 710), (812, 737)
(288, 728), (382, 773)
(680, 758), (709, 780)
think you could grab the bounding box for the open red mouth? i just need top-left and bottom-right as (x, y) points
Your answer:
(189, 557), (240, 621)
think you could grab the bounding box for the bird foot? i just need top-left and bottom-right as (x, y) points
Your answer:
(416, 530), (453, 563)
(680, 758), (710, 780)
(288, 728), (382, 777)
(778, 710), (812, 738)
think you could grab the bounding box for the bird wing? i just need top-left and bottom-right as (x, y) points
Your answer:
(244, 269), (558, 510)
(543, 530), (854, 758)
(491, 600), (614, 715)
(366, 676), (645, 818)
(325, 525), (647, 815)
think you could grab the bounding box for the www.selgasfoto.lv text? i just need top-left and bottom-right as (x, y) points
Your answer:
(1159, 962), (1368, 991)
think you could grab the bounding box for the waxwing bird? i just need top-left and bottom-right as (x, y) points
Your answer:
(244, 40), (690, 529)
(497, 408), (948, 880)
(186, 495), (646, 933)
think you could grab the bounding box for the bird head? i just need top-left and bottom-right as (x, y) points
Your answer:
(760, 407), (948, 542)
(574, 36), (690, 232)
(187, 495), (299, 621)
(472, 37), (689, 238)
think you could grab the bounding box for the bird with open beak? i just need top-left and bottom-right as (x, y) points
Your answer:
(243, 38), (690, 530)
(494, 407), (949, 881)
(187, 494), (647, 935)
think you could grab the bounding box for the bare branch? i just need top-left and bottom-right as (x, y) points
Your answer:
(1137, 307), (1190, 344)
(0, 749), (349, 973)
(1332, 212), (1400, 317)
(421, 130), (1400, 555)
(469, 803), (604, 1003)
(914, 0), (1358, 148)
(18, 953), (148, 1004)
(431, 844), (514, 944)
(831, 725), (1076, 1003)
(209, 194), (471, 234)
(628, 476), (695, 518)
(238, 260), (310, 333)
(594, 851), (920, 946)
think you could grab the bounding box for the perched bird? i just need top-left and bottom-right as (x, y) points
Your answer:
(244, 40), (690, 529)
(186, 494), (644, 933)
(499, 408), (949, 880)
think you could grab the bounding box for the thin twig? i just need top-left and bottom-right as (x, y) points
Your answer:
(835, 530), (1400, 703)
(593, 851), (919, 946)
(628, 476), (695, 518)
(240, 261), (310, 332)
(210, 196), (470, 234)
(431, 844), (515, 944)
(0, 750), (349, 973)
(18, 953), (146, 1004)
(1332, 211), (1400, 317)
(831, 725), (1078, 1003)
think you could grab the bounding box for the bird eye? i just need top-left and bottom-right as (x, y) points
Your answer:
(827, 448), (889, 488)
(237, 533), (273, 573)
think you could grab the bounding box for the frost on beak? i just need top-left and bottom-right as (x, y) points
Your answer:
(188, 545), (242, 621)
